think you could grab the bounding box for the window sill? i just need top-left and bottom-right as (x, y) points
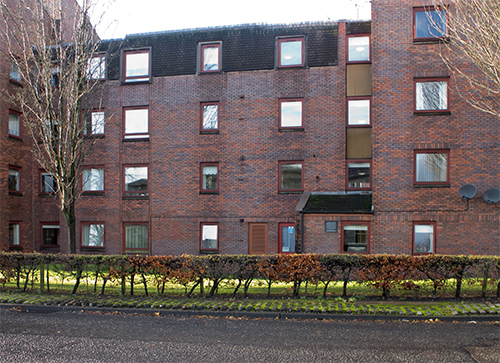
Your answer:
(279, 128), (304, 132)
(200, 250), (219, 254)
(200, 191), (219, 195)
(122, 79), (151, 85)
(278, 191), (303, 194)
(414, 111), (451, 116)
(123, 196), (149, 200)
(413, 184), (450, 188)
(413, 38), (448, 45)
(123, 137), (149, 142)
(9, 245), (23, 250)
(41, 245), (60, 250)
(81, 246), (105, 251)
(9, 79), (22, 87)
(8, 135), (22, 141)
(82, 192), (105, 196)
(84, 134), (105, 139)
(200, 130), (219, 135)
(9, 191), (23, 196)
(38, 193), (56, 197)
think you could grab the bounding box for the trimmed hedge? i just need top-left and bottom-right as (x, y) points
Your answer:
(1, 253), (499, 298)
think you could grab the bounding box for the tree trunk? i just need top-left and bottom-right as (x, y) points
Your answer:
(63, 202), (77, 254)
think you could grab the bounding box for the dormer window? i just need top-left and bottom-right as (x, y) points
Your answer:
(200, 43), (221, 73)
(277, 37), (305, 68)
(123, 49), (150, 83)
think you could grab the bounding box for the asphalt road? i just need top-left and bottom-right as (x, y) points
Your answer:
(1, 306), (498, 363)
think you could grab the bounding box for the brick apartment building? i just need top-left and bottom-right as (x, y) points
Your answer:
(2, 0), (499, 256)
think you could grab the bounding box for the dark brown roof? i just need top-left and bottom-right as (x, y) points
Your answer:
(301, 193), (372, 214)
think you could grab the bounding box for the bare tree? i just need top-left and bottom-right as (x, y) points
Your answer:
(1, 0), (109, 253)
(433, 0), (500, 118)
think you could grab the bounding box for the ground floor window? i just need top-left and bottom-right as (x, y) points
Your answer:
(124, 223), (149, 254)
(9, 223), (21, 246)
(413, 222), (435, 254)
(81, 223), (105, 248)
(342, 222), (369, 253)
(41, 224), (59, 247)
(200, 223), (218, 251)
(279, 223), (295, 253)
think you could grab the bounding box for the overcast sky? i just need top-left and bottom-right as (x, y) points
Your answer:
(86, 0), (371, 39)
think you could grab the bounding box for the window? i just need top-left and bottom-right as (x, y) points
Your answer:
(413, 222), (435, 254)
(347, 161), (371, 190)
(200, 223), (218, 251)
(40, 171), (56, 194)
(124, 165), (148, 196)
(9, 61), (21, 83)
(124, 107), (149, 139)
(87, 55), (106, 80)
(84, 110), (105, 135)
(342, 222), (369, 253)
(123, 49), (150, 83)
(8, 167), (20, 192)
(124, 223), (149, 254)
(8, 111), (21, 137)
(347, 35), (370, 62)
(414, 7), (447, 41)
(82, 167), (104, 192)
(279, 223), (295, 254)
(41, 224), (59, 247)
(200, 43), (221, 73)
(81, 223), (105, 248)
(9, 223), (21, 246)
(414, 150), (449, 185)
(415, 78), (448, 112)
(279, 99), (303, 129)
(200, 102), (219, 131)
(201, 162), (219, 193)
(279, 161), (303, 192)
(347, 98), (370, 126)
(278, 37), (304, 68)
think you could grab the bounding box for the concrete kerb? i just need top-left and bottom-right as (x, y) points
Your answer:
(1, 303), (499, 322)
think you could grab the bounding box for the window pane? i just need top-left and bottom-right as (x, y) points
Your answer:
(203, 105), (218, 129)
(125, 52), (149, 79)
(87, 56), (105, 79)
(416, 81), (447, 110)
(82, 224), (104, 247)
(10, 61), (21, 82)
(42, 226), (59, 245)
(9, 224), (20, 245)
(9, 113), (20, 136)
(41, 173), (55, 193)
(8, 169), (19, 191)
(125, 109), (148, 137)
(348, 36), (370, 62)
(281, 101), (302, 127)
(348, 162), (370, 188)
(348, 99), (370, 125)
(280, 163), (302, 190)
(416, 153), (447, 182)
(82, 168), (104, 191)
(281, 225), (295, 253)
(90, 112), (104, 134)
(415, 10), (446, 39)
(125, 225), (148, 249)
(125, 167), (148, 192)
(202, 225), (218, 249)
(203, 46), (219, 71)
(280, 40), (302, 66)
(414, 225), (434, 253)
(343, 225), (368, 252)
(202, 165), (218, 190)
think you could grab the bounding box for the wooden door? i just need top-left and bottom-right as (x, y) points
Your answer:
(248, 223), (268, 255)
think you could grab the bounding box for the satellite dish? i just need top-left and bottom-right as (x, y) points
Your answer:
(458, 184), (477, 200)
(483, 188), (500, 204)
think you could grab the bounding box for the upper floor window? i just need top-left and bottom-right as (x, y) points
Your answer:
(347, 98), (370, 126)
(123, 49), (150, 83)
(84, 110), (105, 135)
(87, 55), (106, 80)
(413, 222), (435, 254)
(347, 35), (370, 62)
(201, 162), (219, 193)
(347, 161), (371, 190)
(81, 222), (105, 248)
(200, 43), (221, 73)
(9, 61), (21, 83)
(414, 7), (447, 41)
(8, 166), (20, 192)
(279, 98), (303, 129)
(124, 165), (148, 197)
(82, 167), (104, 192)
(414, 150), (449, 185)
(124, 107), (149, 139)
(277, 37), (305, 68)
(201, 102), (219, 132)
(40, 171), (56, 194)
(415, 78), (449, 112)
(279, 161), (303, 192)
(8, 110), (21, 137)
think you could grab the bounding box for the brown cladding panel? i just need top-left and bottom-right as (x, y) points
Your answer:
(346, 128), (372, 159)
(346, 64), (372, 96)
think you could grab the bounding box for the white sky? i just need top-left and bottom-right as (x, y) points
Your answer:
(85, 0), (371, 40)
